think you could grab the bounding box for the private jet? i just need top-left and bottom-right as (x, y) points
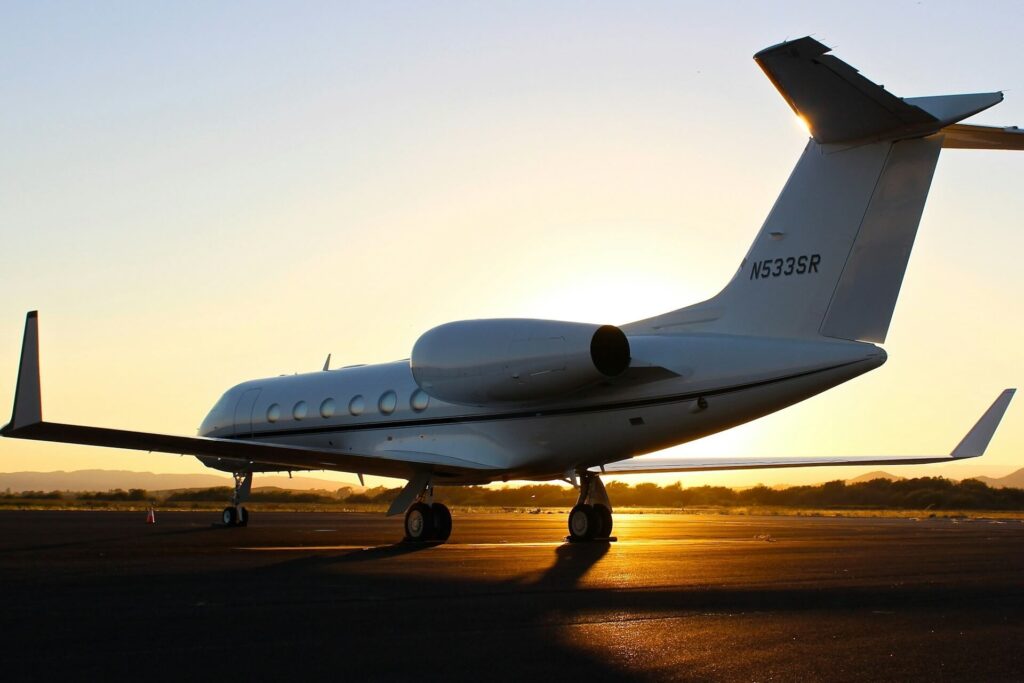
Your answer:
(3, 37), (1021, 542)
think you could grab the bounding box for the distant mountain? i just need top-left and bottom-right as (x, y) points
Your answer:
(974, 467), (1024, 489)
(0, 470), (362, 493)
(843, 469), (1024, 488)
(845, 471), (904, 484)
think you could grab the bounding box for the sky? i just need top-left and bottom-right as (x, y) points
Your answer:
(1, 1), (1022, 490)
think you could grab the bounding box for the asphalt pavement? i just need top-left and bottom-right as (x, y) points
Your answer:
(1, 510), (1022, 681)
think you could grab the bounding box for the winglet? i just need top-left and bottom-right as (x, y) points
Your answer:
(4, 311), (42, 434)
(950, 389), (1016, 458)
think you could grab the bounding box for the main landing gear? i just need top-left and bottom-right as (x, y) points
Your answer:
(221, 471), (252, 528)
(403, 500), (452, 543)
(389, 473), (453, 543)
(567, 472), (614, 542)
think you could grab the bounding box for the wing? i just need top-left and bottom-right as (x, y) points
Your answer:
(1, 312), (498, 481)
(601, 389), (1015, 475)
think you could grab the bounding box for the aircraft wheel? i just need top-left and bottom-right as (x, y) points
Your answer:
(568, 504), (597, 541)
(237, 506), (250, 527)
(221, 506), (238, 527)
(431, 503), (452, 541)
(404, 502), (434, 542)
(593, 504), (613, 538)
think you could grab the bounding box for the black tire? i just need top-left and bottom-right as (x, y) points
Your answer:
(237, 506), (250, 527)
(431, 503), (452, 541)
(568, 504), (597, 541)
(593, 504), (613, 538)
(221, 506), (237, 527)
(404, 502), (434, 541)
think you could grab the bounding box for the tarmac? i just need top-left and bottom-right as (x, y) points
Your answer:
(1, 510), (1022, 681)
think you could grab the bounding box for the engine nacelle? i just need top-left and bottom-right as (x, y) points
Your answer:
(410, 319), (630, 406)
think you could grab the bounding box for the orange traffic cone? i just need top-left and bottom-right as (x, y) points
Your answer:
(145, 507), (156, 524)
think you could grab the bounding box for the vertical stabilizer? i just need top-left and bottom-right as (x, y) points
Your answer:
(626, 37), (1015, 343)
(627, 137), (942, 341)
(819, 137), (941, 341)
(693, 136), (942, 341)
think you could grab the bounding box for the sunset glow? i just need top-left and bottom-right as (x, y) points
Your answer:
(1, 3), (1021, 489)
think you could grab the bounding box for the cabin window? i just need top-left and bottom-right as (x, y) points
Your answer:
(349, 395), (365, 416)
(320, 398), (336, 418)
(293, 401), (308, 420)
(410, 389), (429, 412)
(379, 390), (397, 415)
(266, 404), (281, 423)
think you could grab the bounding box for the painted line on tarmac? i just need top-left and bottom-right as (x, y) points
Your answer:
(236, 545), (376, 551)
(235, 539), (719, 551)
(234, 543), (561, 551)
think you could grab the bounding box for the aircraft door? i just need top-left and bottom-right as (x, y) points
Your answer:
(233, 388), (261, 437)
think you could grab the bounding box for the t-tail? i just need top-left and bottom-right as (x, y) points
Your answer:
(626, 37), (1024, 342)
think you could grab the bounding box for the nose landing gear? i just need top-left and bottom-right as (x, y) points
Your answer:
(220, 471), (252, 528)
(567, 472), (615, 542)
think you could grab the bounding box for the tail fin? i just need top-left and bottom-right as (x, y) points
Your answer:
(627, 37), (1016, 342)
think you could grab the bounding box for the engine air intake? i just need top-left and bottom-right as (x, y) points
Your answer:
(590, 325), (630, 377)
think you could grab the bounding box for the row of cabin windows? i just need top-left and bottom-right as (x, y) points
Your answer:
(264, 389), (430, 424)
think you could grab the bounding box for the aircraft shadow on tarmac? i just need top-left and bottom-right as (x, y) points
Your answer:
(316, 539), (445, 563)
(193, 537), (1023, 681)
(533, 540), (610, 586)
(262, 536), (611, 588)
(248, 537), (1009, 612)
(3, 516), (1023, 681)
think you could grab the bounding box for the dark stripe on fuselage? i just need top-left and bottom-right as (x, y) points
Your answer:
(225, 359), (865, 442)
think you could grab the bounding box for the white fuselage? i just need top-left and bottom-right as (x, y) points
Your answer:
(197, 333), (886, 483)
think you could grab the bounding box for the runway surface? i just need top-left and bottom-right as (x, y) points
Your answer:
(1, 510), (1022, 681)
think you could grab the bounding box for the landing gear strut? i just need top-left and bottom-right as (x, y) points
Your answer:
(221, 471), (252, 528)
(567, 472), (614, 542)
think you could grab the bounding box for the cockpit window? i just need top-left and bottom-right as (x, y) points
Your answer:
(199, 391), (236, 434)
(209, 392), (232, 417)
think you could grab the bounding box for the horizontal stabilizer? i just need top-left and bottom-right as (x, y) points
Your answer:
(941, 123), (1024, 150)
(755, 37), (1002, 144)
(602, 389), (1014, 475)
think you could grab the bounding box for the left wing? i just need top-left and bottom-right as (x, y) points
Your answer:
(1, 312), (498, 480)
(601, 388), (1015, 475)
